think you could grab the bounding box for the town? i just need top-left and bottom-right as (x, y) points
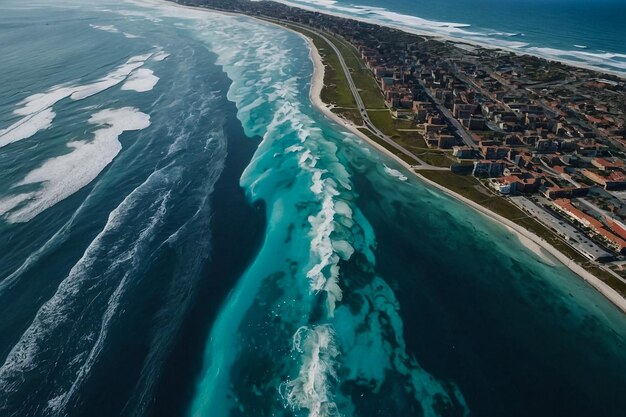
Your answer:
(181, 0), (626, 283)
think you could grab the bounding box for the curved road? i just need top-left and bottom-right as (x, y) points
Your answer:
(267, 19), (447, 170)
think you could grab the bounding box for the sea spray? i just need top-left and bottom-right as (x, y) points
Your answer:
(281, 325), (341, 417)
(280, 325), (340, 417)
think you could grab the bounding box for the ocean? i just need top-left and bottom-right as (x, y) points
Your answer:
(278, 0), (626, 76)
(1, 1), (626, 417)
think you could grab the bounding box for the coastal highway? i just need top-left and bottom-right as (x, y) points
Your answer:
(304, 28), (443, 169)
(262, 18), (446, 170)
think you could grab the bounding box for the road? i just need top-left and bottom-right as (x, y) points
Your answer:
(417, 79), (479, 150)
(267, 19), (447, 170)
(510, 196), (612, 261)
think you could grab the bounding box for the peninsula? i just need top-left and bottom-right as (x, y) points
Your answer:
(174, 0), (626, 310)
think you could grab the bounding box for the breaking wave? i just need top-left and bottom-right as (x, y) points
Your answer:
(0, 172), (171, 414)
(281, 325), (340, 417)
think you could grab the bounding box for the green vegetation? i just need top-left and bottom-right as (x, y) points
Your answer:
(419, 171), (523, 217)
(415, 152), (454, 168)
(367, 111), (413, 134)
(279, 23), (358, 112)
(334, 108), (362, 126)
(330, 35), (386, 109)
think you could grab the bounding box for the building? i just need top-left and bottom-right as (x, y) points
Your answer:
(463, 116), (487, 131)
(489, 176), (518, 194)
(605, 217), (626, 241)
(591, 158), (625, 171)
(491, 174), (541, 195)
(553, 199), (626, 253)
(437, 135), (457, 149)
(481, 145), (510, 160)
(542, 185), (590, 199)
(473, 160), (505, 177)
(453, 146), (474, 159)
(581, 169), (626, 190)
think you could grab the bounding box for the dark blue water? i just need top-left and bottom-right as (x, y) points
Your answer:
(0, 1), (253, 415)
(1, 1), (626, 417)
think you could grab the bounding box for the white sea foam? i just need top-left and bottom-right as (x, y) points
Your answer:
(281, 325), (340, 417)
(285, 144), (304, 153)
(121, 68), (160, 92)
(383, 164), (407, 181)
(192, 10), (356, 317)
(151, 51), (170, 61)
(70, 53), (152, 100)
(331, 239), (354, 260)
(277, 0), (476, 36)
(526, 47), (626, 71)
(488, 31), (523, 38)
(117, 8), (163, 23)
(0, 173), (170, 414)
(0, 108), (55, 148)
(0, 107), (150, 223)
(89, 23), (120, 34)
(0, 53), (153, 148)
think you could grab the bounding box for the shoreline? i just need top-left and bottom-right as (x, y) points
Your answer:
(301, 34), (626, 315)
(157, 0), (626, 315)
(274, 0), (626, 80)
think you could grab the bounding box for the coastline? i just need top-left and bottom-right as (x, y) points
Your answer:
(157, 0), (626, 314)
(301, 35), (626, 315)
(274, 0), (626, 80)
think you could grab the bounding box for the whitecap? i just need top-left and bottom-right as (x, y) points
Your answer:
(70, 53), (152, 100)
(0, 53), (153, 148)
(0, 174), (171, 414)
(281, 325), (340, 417)
(0, 108), (55, 148)
(383, 164), (408, 181)
(0, 107), (150, 223)
(121, 68), (160, 92)
(89, 23), (120, 34)
(151, 51), (170, 61)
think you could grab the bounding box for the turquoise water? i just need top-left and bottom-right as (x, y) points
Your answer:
(1, 1), (626, 417)
(278, 0), (626, 75)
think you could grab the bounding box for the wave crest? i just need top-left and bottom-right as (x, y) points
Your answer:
(281, 325), (341, 417)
